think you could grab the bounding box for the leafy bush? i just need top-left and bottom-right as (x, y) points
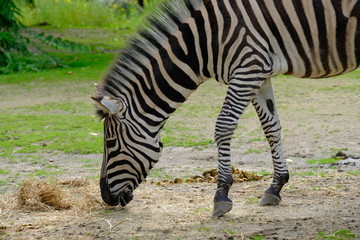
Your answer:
(0, 0), (89, 74)
(0, 0), (28, 70)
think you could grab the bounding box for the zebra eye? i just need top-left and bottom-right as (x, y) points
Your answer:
(105, 138), (117, 148)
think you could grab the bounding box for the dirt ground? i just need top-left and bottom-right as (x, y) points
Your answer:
(1, 75), (360, 239)
(0, 148), (359, 240)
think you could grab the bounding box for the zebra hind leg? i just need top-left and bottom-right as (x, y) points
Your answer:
(213, 79), (264, 217)
(251, 79), (289, 206)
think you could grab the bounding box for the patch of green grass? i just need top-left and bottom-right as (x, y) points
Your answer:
(293, 171), (327, 178)
(0, 169), (10, 174)
(0, 52), (115, 84)
(29, 165), (64, 177)
(0, 180), (9, 186)
(330, 148), (348, 152)
(331, 69), (360, 79)
(161, 128), (213, 148)
(245, 197), (258, 205)
(194, 207), (212, 214)
(248, 137), (266, 143)
(82, 164), (96, 168)
(48, 28), (133, 50)
(0, 114), (103, 155)
(254, 170), (271, 176)
(196, 227), (211, 232)
(317, 229), (359, 240)
(16, 0), (149, 29)
(306, 158), (340, 165)
(85, 175), (99, 180)
(223, 229), (236, 235)
(249, 235), (266, 240)
(284, 184), (299, 191)
(317, 87), (335, 91)
(241, 110), (256, 119)
(292, 169), (328, 177)
(310, 186), (319, 191)
(339, 85), (360, 91)
(148, 168), (173, 179)
(243, 148), (263, 154)
(346, 170), (360, 176)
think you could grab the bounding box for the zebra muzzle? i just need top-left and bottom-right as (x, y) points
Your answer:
(119, 187), (134, 207)
(100, 178), (133, 207)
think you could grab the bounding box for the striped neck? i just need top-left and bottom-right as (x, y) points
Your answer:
(101, 0), (209, 127)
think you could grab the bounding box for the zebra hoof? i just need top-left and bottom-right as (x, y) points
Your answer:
(259, 193), (281, 206)
(213, 200), (233, 217)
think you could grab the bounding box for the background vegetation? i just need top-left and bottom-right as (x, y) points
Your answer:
(0, 0), (159, 74)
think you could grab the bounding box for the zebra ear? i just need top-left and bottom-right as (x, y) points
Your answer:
(91, 96), (124, 115)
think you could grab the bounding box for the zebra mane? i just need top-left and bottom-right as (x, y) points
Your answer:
(102, 0), (204, 93)
(126, 0), (204, 55)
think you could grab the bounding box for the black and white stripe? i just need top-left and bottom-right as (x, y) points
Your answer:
(92, 0), (359, 215)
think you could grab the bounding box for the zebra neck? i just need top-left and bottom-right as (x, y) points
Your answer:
(105, 1), (212, 121)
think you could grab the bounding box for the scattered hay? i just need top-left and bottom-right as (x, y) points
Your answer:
(60, 179), (88, 187)
(15, 168), (262, 211)
(151, 166), (263, 185)
(17, 178), (104, 212)
(18, 178), (71, 211)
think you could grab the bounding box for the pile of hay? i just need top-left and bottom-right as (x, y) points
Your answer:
(151, 166), (263, 185)
(17, 178), (105, 211)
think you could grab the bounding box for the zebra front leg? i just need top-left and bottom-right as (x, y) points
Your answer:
(251, 79), (289, 206)
(213, 80), (263, 217)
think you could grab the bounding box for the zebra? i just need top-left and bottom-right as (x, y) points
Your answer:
(91, 0), (360, 217)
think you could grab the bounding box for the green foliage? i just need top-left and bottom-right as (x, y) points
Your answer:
(0, 0), (89, 74)
(0, 0), (28, 69)
(1, 0), (20, 28)
(1, 51), (61, 73)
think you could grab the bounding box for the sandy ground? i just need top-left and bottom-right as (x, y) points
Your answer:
(0, 147), (359, 240)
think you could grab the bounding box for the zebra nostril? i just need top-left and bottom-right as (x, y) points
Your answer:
(119, 189), (133, 207)
(100, 177), (120, 206)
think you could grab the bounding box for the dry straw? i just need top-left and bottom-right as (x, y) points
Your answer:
(17, 178), (105, 212)
(15, 168), (262, 212)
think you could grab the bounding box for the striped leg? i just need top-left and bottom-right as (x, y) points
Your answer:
(213, 79), (264, 217)
(251, 79), (289, 206)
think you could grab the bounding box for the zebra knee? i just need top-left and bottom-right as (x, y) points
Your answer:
(214, 123), (238, 145)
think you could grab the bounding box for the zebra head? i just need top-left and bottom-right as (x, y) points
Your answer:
(91, 93), (163, 207)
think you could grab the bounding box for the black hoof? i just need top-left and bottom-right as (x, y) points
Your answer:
(213, 199), (233, 217)
(259, 193), (281, 206)
(213, 182), (233, 217)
